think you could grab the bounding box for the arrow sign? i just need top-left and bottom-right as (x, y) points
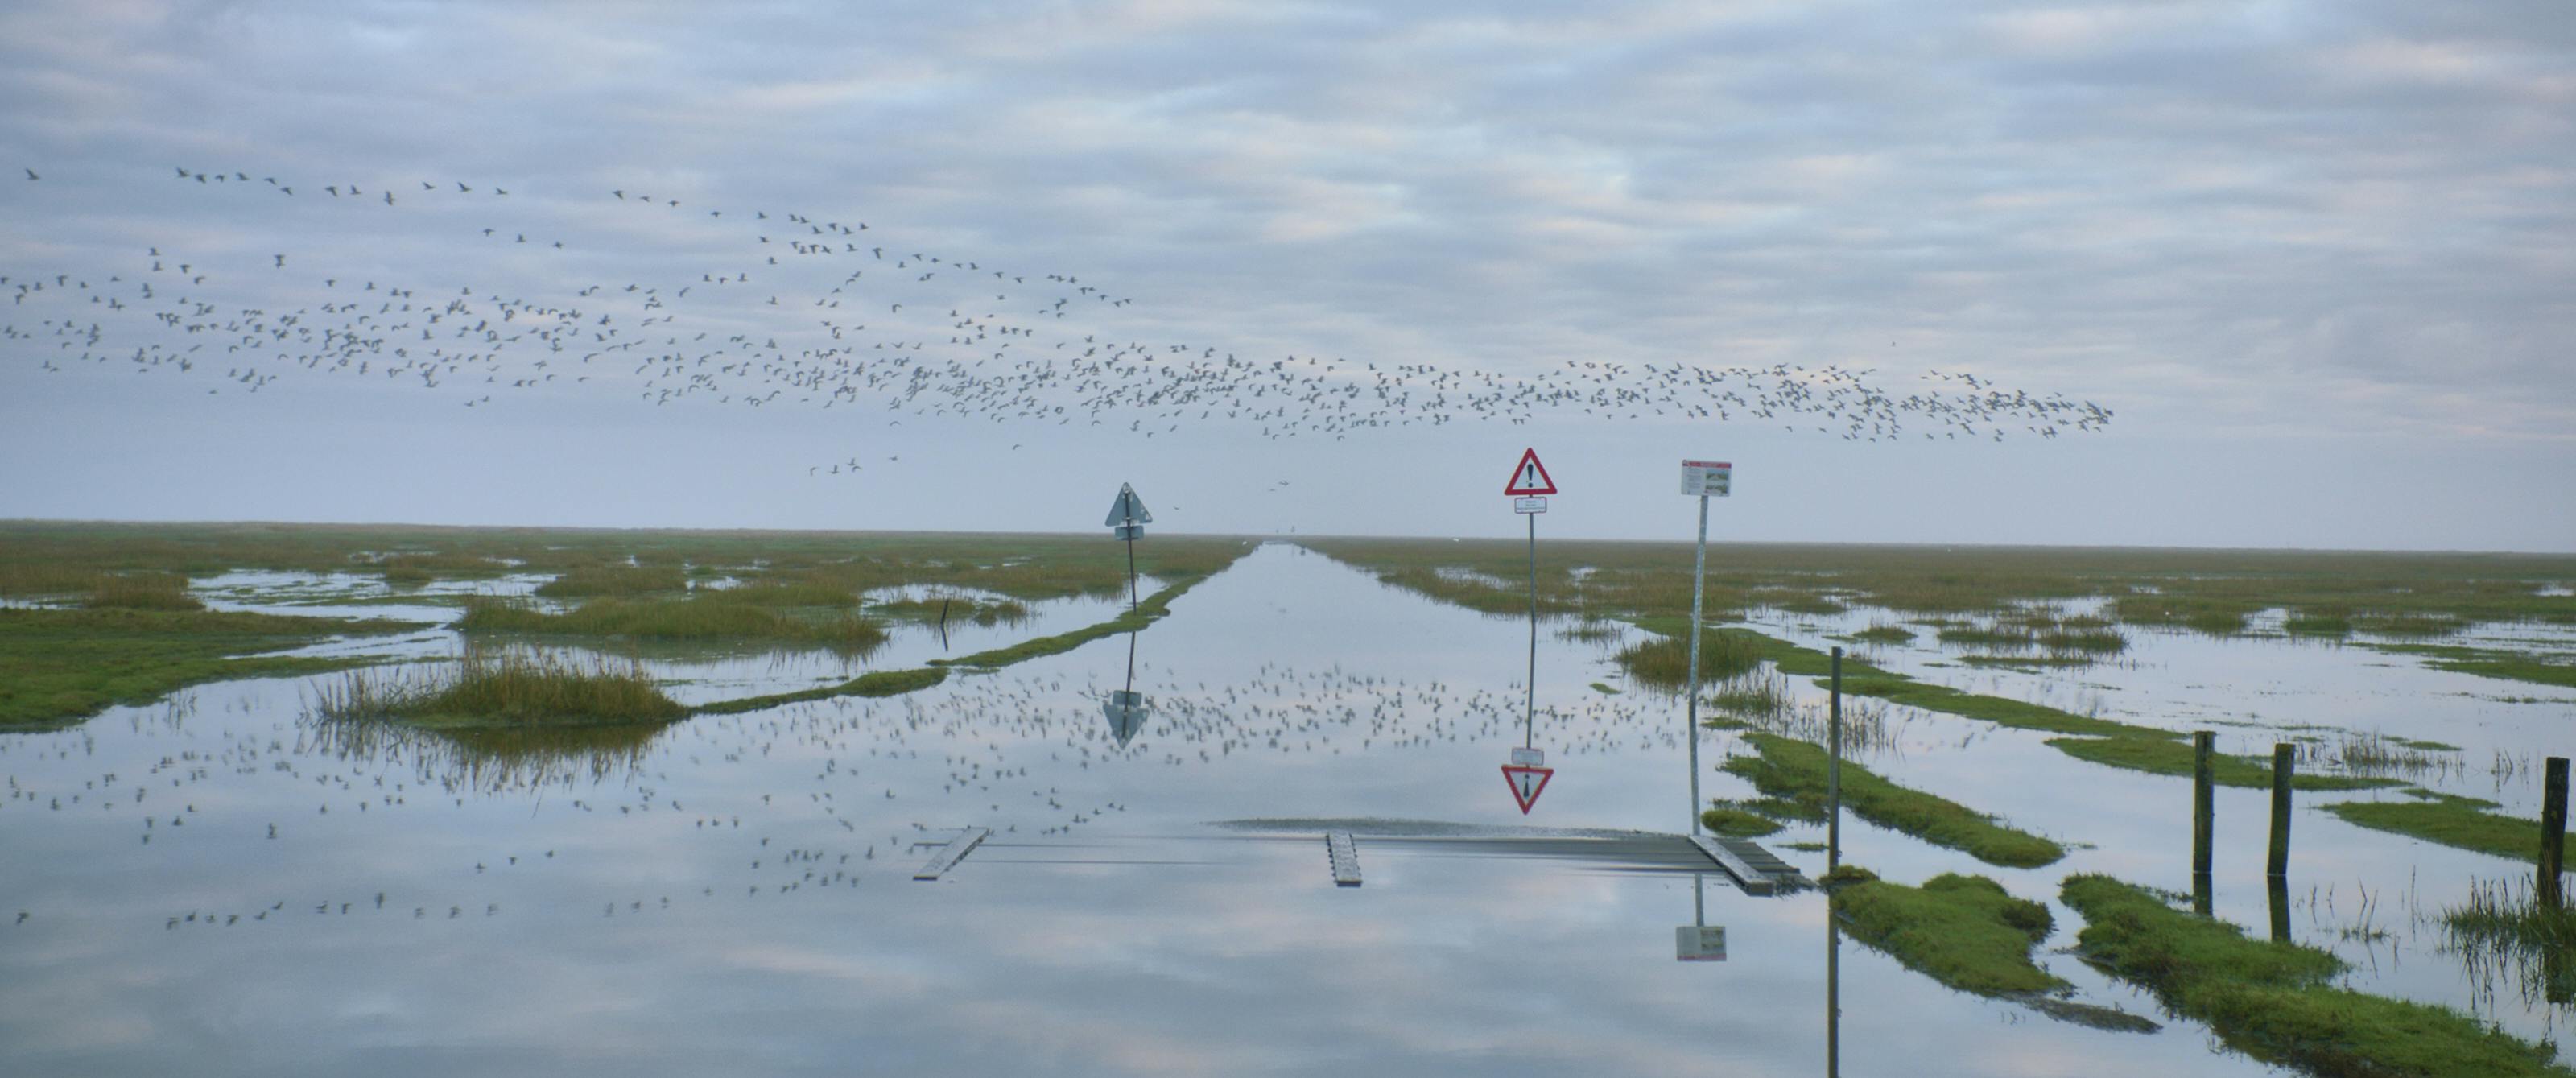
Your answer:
(1104, 483), (1153, 527)
(1503, 448), (1557, 496)
(1501, 764), (1554, 814)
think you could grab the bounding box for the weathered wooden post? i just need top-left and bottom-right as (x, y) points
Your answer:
(1829, 646), (1843, 872)
(2268, 742), (2293, 879)
(2193, 730), (2215, 915)
(2542, 757), (2569, 910)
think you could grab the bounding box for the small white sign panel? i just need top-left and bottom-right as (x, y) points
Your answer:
(1510, 746), (1545, 767)
(1513, 496), (1548, 514)
(1675, 925), (1728, 962)
(1680, 460), (1732, 498)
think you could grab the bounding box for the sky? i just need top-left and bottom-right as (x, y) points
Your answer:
(2, 0), (2569, 551)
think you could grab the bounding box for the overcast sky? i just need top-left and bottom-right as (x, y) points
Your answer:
(2, 1), (2569, 551)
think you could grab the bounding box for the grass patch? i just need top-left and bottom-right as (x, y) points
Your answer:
(1837, 872), (2064, 996)
(1722, 732), (2065, 868)
(872, 594), (1031, 626)
(2063, 874), (2568, 1077)
(457, 596), (889, 652)
(2322, 790), (2541, 861)
(1705, 671), (1790, 719)
(2048, 735), (2397, 791)
(2372, 643), (2576, 690)
(1699, 806), (1785, 836)
(1852, 622), (1916, 645)
(1612, 630), (1763, 692)
(80, 571), (204, 611)
(0, 606), (422, 732)
(315, 647), (683, 729)
(534, 564), (688, 597)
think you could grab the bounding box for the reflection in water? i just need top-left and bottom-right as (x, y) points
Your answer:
(299, 715), (667, 795)
(1828, 894), (1842, 1078)
(1103, 630), (1148, 746)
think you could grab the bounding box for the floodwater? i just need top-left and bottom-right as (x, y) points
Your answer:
(2, 543), (2569, 1076)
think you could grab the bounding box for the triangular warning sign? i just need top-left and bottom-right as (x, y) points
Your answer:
(1501, 765), (1554, 814)
(1503, 448), (1557, 496)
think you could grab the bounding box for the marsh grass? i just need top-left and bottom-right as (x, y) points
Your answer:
(2334, 731), (2462, 779)
(1851, 622), (1915, 645)
(2442, 878), (2576, 1010)
(0, 606), (420, 731)
(457, 595), (889, 653)
(535, 564), (687, 598)
(2064, 874), (2565, 1077)
(873, 595), (1033, 627)
(1836, 873), (2064, 996)
(2321, 789), (2539, 861)
(1613, 630), (1761, 692)
(313, 646), (683, 728)
(1706, 671), (1791, 720)
(80, 572), (203, 611)
(1723, 732), (2064, 867)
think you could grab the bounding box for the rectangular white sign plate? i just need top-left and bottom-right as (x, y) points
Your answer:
(1676, 924), (1728, 961)
(1510, 747), (1545, 767)
(1513, 496), (1548, 514)
(1680, 460), (1732, 498)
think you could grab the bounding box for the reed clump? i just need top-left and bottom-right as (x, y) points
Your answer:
(80, 572), (203, 611)
(1614, 630), (1761, 692)
(313, 646), (683, 728)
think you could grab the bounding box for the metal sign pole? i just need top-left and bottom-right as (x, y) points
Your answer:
(1686, 493), (1708, 836)
(1125, 533), (1138, 612)
(1525, 509), (1538, 750)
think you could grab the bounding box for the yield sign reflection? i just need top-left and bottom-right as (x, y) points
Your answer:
(1501, 766), (1553, 813)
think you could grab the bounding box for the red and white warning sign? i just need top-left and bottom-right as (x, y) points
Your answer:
(1503, 448), (1557, 496)
(1501, 764), (1554, 814)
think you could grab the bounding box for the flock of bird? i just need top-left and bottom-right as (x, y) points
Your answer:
(8, 162), (2110, 475)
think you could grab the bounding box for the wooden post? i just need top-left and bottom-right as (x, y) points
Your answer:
(1828, 646), (1843, 872)
(2267, 875), (2290, 943)
(2193, 731), (2215, 915)
(2268, 742), (2293, 879)
(2543, 757), (2569, 910)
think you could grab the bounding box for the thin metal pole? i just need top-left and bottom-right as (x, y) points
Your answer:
(1125, 535), (1138, 611)
(1829, 646), (1843, 870)
(1686, 494), (1708, 836)
(1525, 510), (1538, 750)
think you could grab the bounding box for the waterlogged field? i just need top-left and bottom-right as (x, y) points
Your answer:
(3, 524), (2575, 1076)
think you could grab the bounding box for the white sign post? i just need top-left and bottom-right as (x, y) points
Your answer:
(1680, 461), (1731, 836)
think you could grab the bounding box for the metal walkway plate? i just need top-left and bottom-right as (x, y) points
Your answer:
(912, 827), (991, 881)
(1686, 834), (1810, 896)
(1326, 832), (1363, 886)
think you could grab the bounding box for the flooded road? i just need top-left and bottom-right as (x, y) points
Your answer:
(2, 543), (2565, 1075)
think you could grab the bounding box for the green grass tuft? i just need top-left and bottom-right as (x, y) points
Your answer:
(314, 646), (683, 729)
(0, 606), (423, 731)
(2064, 874), (2566, 1076)
(1838, 873), (2065, 996)
(1723, 732), (2065, 868)
(2321, 790), (2543, 861)
(457, 595), (889, 652)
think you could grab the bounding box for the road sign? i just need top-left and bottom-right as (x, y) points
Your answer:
(1676, 924), (1728, 962)
(1503, 448), (1557, 496)
(1104, 690), (1146, 746)
(1513, 496), (1547, 514)
(1501, 764), (1554, 814)
(1112, 524), (1144, 540)
(1681, 460), (1732, 498)
(1511, 746), (1545, 767)
(1104, 483), (1152, 527)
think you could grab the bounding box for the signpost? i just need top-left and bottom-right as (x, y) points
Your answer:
(1680, 460), (1732, 836)
(1103, 482), (1152, 610)
(1502, 449), (1558, 812)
